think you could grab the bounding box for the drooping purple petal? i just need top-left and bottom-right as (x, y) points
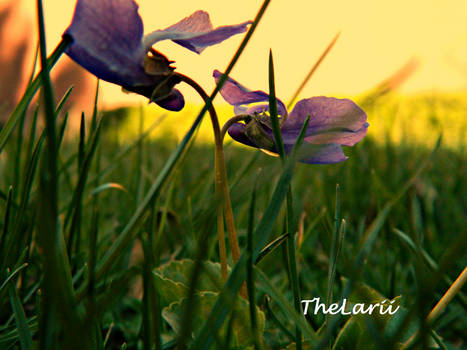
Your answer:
(153, 89), (185, 111)
(282, 96), (368, 146)
(64, 0), (151, 87)
(213, 70), (287, 115)
(227, 123), (258, 148)
(144, 11), (251, 54)
(285, 143), (348, 164)
(173, 22), (252, 53)
(164, 10), (213, 32)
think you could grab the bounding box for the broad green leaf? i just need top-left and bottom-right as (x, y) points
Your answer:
(332, 294), (402, 350)
(153, 259), (228, 308)
(162, 291), (265, 348)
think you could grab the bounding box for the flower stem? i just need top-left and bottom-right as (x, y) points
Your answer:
(220, 114), (251, 140)
(176, 73), (240, 281)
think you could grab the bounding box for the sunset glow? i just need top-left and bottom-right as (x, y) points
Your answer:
(7, 0), (467, 109)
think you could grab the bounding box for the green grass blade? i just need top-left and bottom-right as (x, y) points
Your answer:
(327, 183), (341, 302)
(268, 50), (285, 159)
(287, 32), (340, 108)
(91, 79), (99, 132)
(256, 267), (318, 343)
(13, 114), (26, 199)
(57, 112), (69, 148)
(25, 107), (39, 171)
(255, 233), (289, 265)
(246, 184), (262, 350)
(90, 183), (128, 196)
(36, 1), (82, 347)
(65, 119), (103, 254)
(0, 264), (28, 294)
(55, 86), (74, 116)
(78, 112), (86, 169)
(8, 275), (33, 350)
(285, 188), (302, 350)
(0, 187), (13, 270)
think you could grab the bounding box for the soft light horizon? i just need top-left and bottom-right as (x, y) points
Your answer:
(7, 0), (467, 109)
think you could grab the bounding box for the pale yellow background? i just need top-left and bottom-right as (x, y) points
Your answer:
(6, 0), (467, 108)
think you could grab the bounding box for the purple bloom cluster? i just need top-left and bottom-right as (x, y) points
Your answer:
(64, 0), (250, 111)
(214, 70), (368, 164)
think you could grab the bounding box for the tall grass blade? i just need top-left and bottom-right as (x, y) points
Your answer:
(8, 275), (33, 350)
(268, 50), (285, 158)
(66, 119), (102, 254)
(287, 32), (340, 108)
(0, 187), (13, 270)
(36, 1), (83, 348)
(326, 185), (345, 340)
(246, 184), (262, 350)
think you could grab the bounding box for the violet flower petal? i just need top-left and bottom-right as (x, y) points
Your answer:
(213, 70), (287, 115)
(282, 96), (368, 146)
(144, 11), (251, 54)
(153, 88), (185, 111)
(227, 123), (259, 148)
(64, 0), (151, 87)
(285, 143), (348, 164)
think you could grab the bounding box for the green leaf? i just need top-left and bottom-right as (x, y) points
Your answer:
(162, 291), (265, 348)
(332, 293), (403, 350)
(153, 259), (228, 308)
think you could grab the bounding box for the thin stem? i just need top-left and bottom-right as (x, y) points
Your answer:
(176, 73), (240, 280)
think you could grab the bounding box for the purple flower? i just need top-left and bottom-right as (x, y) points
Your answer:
(214, 70), (369, 164)
(63, 0), (251, 111)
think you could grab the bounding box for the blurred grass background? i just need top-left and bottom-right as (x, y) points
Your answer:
(109, 93), (466, 149)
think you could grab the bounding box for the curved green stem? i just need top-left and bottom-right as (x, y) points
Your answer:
(220, 115), (251, 141)
(176, 73), (240, 281)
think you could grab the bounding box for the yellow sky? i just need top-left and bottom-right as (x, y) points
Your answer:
(11, 0), (467, 107)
